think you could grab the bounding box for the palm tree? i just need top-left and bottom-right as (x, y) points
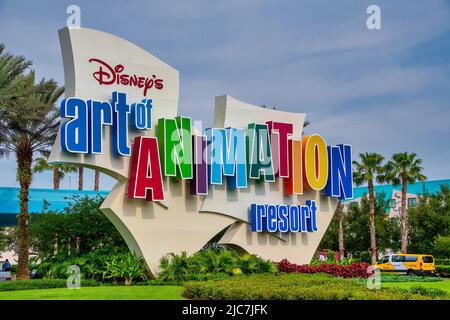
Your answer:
(337, 200), (345, 261)
(383, 152), (426, 253)
(33, 157), (77, 189)
(352, 152), (386, 264)
(78, 166), (83, 191)
(0, 49), (63, 279)
(94, 170), (100, 191)
(0, 44), (32, 100)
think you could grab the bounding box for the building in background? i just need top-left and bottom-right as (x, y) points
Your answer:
(343, 179), (450, 219)
(0, 187), (107, 263)
(0, 187), (108, 227)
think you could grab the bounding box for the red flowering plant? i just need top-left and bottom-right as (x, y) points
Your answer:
(277, 259), (371, 278)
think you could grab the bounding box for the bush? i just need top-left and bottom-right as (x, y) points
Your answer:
(340, 257), (358, 266)
(0, 279), (102, 291)
(182, 273), (448, 300)
(326, 251), (336, 263)
(379, 274), (442, 283)
(31, 252), (149, 285)
(29, 195), (128, 258)
(437, 265), (450, 277)
(358, 251), (371, 263)
(433, 236), (450, 259)
(158, 248), (276, 282)
(101, 253), (149, 285)
(436, 259), (450, 266)
(408, 285), (448, 298)
(277, 259), (371, 278)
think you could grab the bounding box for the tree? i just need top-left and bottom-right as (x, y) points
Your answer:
(337, 200), (345, 261)
(33, 157), (77, 189)
(0, 227), (8, 254)
(94, 170), (100, 191)
(352, 152), (386, 264)
(0, 46), (63, 278)
(0, 44), (32, 100)
(408, 185), (450, 254)
(433, 236), (450, 259)
(78, 166), (84, 191)
(29, 195), (128, 258)
(319, 194), (401, 258)
(383, 152), (426, 253)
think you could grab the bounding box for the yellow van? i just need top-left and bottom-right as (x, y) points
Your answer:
(376, 254), (436, 276)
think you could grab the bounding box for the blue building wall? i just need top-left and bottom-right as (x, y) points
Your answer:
(0, 187), (109, 226)
(348, 179), (450, 203)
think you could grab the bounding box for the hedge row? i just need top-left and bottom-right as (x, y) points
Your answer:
(183, 273), (448, 300)
(437, 265), (450, 277)
(0, 279), (103, 292)
(436, 259), (450, 266)
(378, 274), (441, 283)
(277, 259), (371, 278)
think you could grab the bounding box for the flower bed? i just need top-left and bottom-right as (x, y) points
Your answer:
(277, 259), (371, 278)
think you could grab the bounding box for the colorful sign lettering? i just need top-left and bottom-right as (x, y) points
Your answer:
(51, 27), (354, 275)
(60, 91), (354, 212)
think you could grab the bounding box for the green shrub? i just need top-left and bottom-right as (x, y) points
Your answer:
(340, 257), (357, 266)
(379, 274), (442, 283)
(0, 279), (102, 291)
(158, 248), (276, 282)
(182, 273), (448, 300)
(101, 253), (149, 285)
(433, 236), (450, 258)
(358, 251), (371, 263)
(436, 259), (450, 266)
(408, 285), (448, 298)
(326, 251), (336, 263)
(437, 265), (450, 277)
(31, 252), (148, 284)
(309, 255), (320, 266)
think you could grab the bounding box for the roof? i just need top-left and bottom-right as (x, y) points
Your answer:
(0, 187), (109, 215)
(348, 179), (450, 202)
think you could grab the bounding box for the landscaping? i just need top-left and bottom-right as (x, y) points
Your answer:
(182, 273), (449, 300)
(1, 272), (449, 300)
(0, 161), (448, 301)
(157, 248), (276, 282)
(277, 259), (371, 278)
(436, 259), (450, 277)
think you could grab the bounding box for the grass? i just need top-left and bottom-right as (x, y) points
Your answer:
(1, 276), (448, 300)
(383, 278), (450, 293)
(0, 285), (184, 300)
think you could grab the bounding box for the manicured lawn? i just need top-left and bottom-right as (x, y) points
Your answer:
(383, 278), (450, 293)
(1, 277), (449, 300)
(0, 285), (184, 300)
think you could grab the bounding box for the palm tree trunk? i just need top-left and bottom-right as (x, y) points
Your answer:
(94, 170), (100, 191)
(53, 165), (60, 190)
(16, 142), (32, 280)
(78, 166), (83, 191)
(368, 179), (377, 264)
(337, 200), (345, 261)
(401, 176), (408, 253)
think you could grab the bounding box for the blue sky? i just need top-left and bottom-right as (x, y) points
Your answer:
(0, 0), (449, 190)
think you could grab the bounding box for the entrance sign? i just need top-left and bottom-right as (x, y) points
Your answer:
(49, 27), (353, 276)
